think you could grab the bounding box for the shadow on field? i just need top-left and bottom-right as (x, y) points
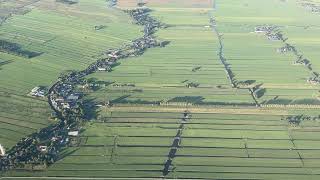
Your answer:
(111, 94), (131, 103)
(0, 60), (13, 70)
(57, 148), (80, 161)
(83, 98), (100, 120)
(168, 96), (205, 104)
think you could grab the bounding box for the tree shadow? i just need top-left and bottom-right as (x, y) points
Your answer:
(160, 41), (171, 47)
(82, 97), (100, 120)
(111, 95), (131, 104)
(255, 88), (266, 98)
(168, 96), (205, 104)
(238, 80), (256, 86)
(0, 60), (13, 70)
(57, 148), (80, 161)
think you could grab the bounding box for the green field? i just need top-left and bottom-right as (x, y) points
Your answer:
(5, 109), (320, 179)
(0, 0), (141, 149)
(1, 0), (320, 179)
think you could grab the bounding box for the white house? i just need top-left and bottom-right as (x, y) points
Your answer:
(68, 131), (79, 137)
(98, 67), (107, 71)
(39, 146), (48, 152)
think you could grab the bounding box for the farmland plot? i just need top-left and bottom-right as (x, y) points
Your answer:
(86, 5), (255, 106)
(0, 0), (141, 149)
(214, 0), (320, 105)
(7, 109), (320, 179)
(2, 0), (320, 179)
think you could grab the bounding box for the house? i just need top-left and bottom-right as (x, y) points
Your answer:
(98, 67), (106, 71)
(0, 144), (6, 156)
(67, 94), (79, 101)
(68, 131), (79, 137)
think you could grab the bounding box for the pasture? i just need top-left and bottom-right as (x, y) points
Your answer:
(1, 0), (320, 179)
(0, 0), (141, 149)
(214, 0), (320, 105)
(5, 108), (320, 179)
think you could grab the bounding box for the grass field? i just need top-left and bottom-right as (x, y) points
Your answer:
(85, 2), (256, 106)
(5, 109), (320, 179)
(0, 0), (141, 149)
(214, 0), (320, 105)
(2, 0), (320, 179)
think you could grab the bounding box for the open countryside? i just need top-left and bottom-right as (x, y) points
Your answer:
(1, 0), (320, 179)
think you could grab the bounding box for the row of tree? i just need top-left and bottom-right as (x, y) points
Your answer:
(0, 40), (41, 58)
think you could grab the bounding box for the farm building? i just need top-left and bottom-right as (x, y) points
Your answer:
(68, 131), (79, 137)
(30, 86), (45, 97)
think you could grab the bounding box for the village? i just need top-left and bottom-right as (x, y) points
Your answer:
(0, 6), (168, 171)
(301, 1), (320, 13)
(254, 24), (320, 85)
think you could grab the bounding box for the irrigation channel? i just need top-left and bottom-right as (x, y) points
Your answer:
(0, 5), (169, 171)
(162, 111), (191, 177)
(210, 17), (260, 107)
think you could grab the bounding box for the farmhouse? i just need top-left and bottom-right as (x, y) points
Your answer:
(68, 131), (79, 137)
(254, 25), (276, 33)
(98, 67), (106, 71)
(30, 86), (45, 97)
(98, 66), (111, 72)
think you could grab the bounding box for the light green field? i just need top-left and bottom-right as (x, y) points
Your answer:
(5, 109), (320, 179)
(85, 4), (256, 106)
(0, 0), (141, 149)
(1, 0), (320, 179)
(215, 0), (320, 105)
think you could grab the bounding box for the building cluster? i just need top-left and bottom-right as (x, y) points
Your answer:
(277, 44), (295, 53)
(0, 121), (74, 171)
(282, 114), (320, 126)
(293, 55), (311, 68)
(29, 86), (46, 97)
(264, 24), (320, 85)
(254, 25), (284, 41)
(254, 25), (276, 33)
(308, 73), (320, 85)
(301, 1), (320, 13)
(0, 6), (167, 171)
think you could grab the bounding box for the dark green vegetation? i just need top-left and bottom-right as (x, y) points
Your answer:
(0, 39), (42, 58)
(1, 0), (320, 179)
